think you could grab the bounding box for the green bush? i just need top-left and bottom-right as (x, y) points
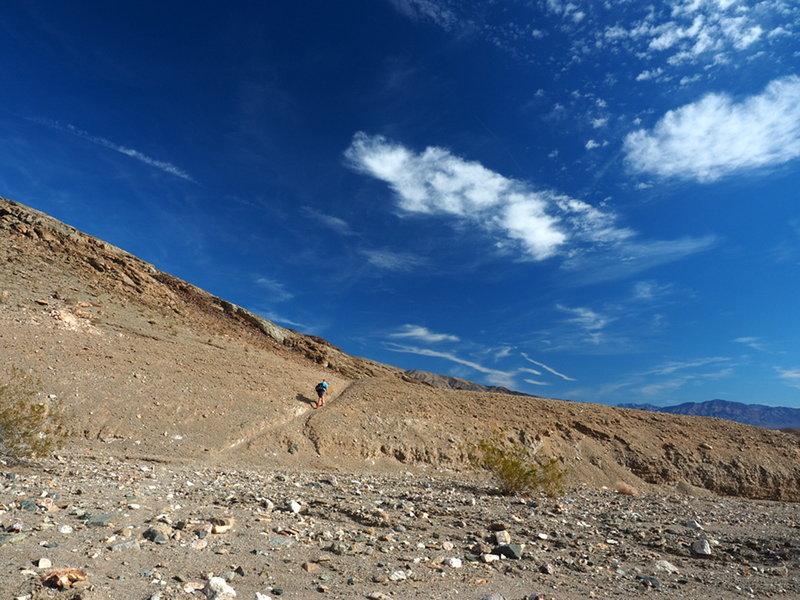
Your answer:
(467, 429), (566, 497)
(0, 367), (62, 460)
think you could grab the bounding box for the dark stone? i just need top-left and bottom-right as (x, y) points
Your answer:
(85, 513), (116, 527)
(636, 575), (660, 588)
(20, 499), (39, 511)
(493, 544), (523, 559)
(0, 533), (28, 546)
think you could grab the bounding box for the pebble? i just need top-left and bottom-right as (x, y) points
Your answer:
(36, 558), (52, 568)
(389, 570), (407, 581)
(444, 557), (462, 568)
(289, 501), (302, 514)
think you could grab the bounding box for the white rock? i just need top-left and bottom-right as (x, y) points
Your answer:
(444, 557), (462, 568)
(389, 570), (407, 581)
(203, 576), (237, 599)
(441, 541), (454, 551)
(482, 553), (501, 563)
(58, 525), (74, 534)
(655, 559), (680, 574)
(289, 501), (302, 514)
(537, 533), (549, 540)
(494, 530), (511, 544)
(255, 594), (272, 600)
(36, 558), (52, 569)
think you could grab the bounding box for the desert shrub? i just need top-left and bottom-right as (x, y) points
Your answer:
(467, 429), (566, 497)
(615, 481), (639, 496)
(0, 367), (62, 460)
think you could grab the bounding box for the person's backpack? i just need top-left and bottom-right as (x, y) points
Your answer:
(315, 382), (326, 394)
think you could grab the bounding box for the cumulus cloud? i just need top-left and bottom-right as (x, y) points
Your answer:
(624, 76), (800, 182)
(345, 132), (632, 261)
(390, 324), (460, 343)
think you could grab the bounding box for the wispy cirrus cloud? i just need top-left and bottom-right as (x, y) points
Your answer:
(557, 304), (612, 334)
(360, 248), (425, 271)
(775, 367), (800, 389)
(386, 343), (518, 387)
(646, 356), (730, 376)
(386, 0), (461, 31)
(734, 336), (768, 352)
(390, 324), (460, 343)
(521, 353), (576, 382)
(255, 276), (294, 302)
(302, 207), (356, 236)
(561, 236), (717, 284)
(625, 76), (800, 182)
(33, 119), (196, 182)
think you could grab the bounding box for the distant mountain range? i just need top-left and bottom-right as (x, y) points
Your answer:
(618, 399), (800, 430)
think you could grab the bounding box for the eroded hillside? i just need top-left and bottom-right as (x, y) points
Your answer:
(2, 196), (799, 501)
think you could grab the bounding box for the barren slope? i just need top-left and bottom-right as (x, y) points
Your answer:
(2, 196), (799, 501)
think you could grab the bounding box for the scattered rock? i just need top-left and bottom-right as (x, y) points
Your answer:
(202, 576), (237, 599)
(691, 538), (713, 556)
(493, 543), (524, 559)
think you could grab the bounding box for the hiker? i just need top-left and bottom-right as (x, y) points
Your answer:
(314, 379), (329, 408)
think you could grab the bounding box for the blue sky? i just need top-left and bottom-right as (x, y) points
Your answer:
(2, 1), (800, 407)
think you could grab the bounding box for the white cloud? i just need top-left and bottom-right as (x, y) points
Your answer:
(624, 76), (800, 182)
(557, 304), (611, 332)
(346, 132), (631, 261)
(255, 276), (294, 302)
(525, 378), (550, 386)
(591, 117), (608, 128)
(387, 343), (518, 387)
(776, 367), (800, 389)
(387, 0), (460, 31)
(302, 207), (355, 236)
(34, 119), (196, 182)
(632, 280), (673, 301)
(561, 235), (716, 284)
(636, 68), (664, 81)
(360, 248), (425, 271)
(521, 353), (576, 381)
(390, 324), (460, 343)
(585, 139), (600, 150)
(734, 336), (768, 352)
(646, 356), (729, 376)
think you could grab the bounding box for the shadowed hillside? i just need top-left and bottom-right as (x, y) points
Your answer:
(2, 196), (799, 501)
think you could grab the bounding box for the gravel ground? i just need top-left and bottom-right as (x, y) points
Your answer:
(1, 456), (798, 600)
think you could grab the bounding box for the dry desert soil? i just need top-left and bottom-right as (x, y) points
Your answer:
(1, 196), (798, 600)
